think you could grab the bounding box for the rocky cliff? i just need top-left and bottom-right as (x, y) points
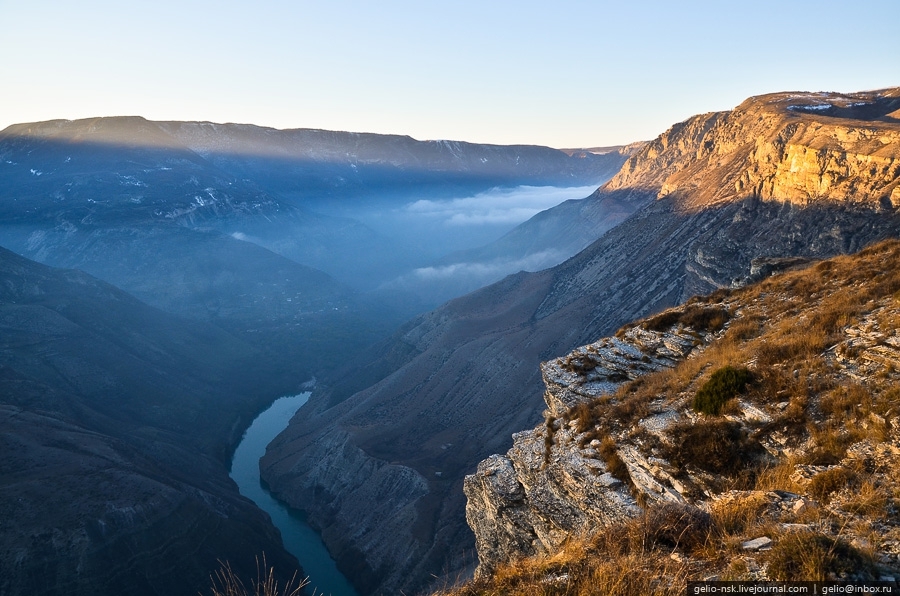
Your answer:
(261, 87), (900, 595)
(463, 240), (900, 583)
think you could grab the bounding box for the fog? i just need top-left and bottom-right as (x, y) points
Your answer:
(373, 248), (568, 310)
(346, 185), (603, 311)
(405, 184), (598, 227)
(311, 184), (597, 259)
(410, 249), (566, 280)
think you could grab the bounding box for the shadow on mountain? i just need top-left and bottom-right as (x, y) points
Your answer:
(0, 247), (302, 595)
(258, 86), (900, 595)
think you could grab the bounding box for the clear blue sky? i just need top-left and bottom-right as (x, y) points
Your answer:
(1, 0), (897, 148)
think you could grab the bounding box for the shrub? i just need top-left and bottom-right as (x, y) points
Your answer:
(643, 503), (713, 552)
(643, 310), (682, 332)
(668, 420), (767, 476)
(766, 532), (874, 580)
(643, 306), (731, 333)
(693, 365), (753, 415)
(808, 467), (858, 504)
(680, 306), (730, 333)
(570, 401), (593, 433)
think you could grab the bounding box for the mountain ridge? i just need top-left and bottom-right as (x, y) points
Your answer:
(261, 86), (900, 595)
(0, 246), (301, 595)
(461, 239), (900, 587)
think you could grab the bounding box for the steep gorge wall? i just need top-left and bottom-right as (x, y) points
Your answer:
(463, 242), (900, 578)
(261, 87), (900, 595)
(608, 90), (900, 208)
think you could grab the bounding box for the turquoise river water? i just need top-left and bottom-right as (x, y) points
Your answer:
(230, 393), (359, 596)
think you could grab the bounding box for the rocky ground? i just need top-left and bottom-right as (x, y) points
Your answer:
(463, 240), (900, 585)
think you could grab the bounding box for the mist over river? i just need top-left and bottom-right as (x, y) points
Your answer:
(230, 393), (359, 596)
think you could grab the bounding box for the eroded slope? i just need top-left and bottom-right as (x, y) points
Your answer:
(262, 87), (900, 595)
(464, 240), (900, 587)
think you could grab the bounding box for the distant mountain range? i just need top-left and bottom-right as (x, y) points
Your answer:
(260, 87), (900, 595)
(0, 119), (628, 595)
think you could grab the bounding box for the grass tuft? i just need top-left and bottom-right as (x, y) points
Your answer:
(207, 555), (307, 596)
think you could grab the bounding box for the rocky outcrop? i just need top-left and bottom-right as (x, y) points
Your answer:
(465, 323), (713, 573)
(607, 89), (900, 209)
(261, 87), (900, 595)
(464, 241), (900, 579)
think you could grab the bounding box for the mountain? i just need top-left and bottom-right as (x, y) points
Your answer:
(0, 117), (631, 594)
(260, 87), (900, 594)
(373, 144), (646, 311)
(462, 239), (900, 587)
(0, 116), (629, 352)
(156, 121), (627, 203)
(0, 247), (300, 595)
(0, 117), (397, 377)
(0, 117), (627, 291)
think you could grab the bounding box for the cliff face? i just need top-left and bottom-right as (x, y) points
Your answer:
(464, 322), (717, 572)
(464, 325), (703, 570)
(465, 240), (900, 579)
(606, 89), (900, 208)
(261, 88), (900, 595)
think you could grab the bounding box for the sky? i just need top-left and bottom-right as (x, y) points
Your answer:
(1, 0), (898, 148)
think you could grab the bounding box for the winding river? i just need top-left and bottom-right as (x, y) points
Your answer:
(230, 393), (359, 596)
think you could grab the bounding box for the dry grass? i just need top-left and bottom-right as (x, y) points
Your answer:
(207, 556), (307, 596)
(709, 492), (770, 536)
(764, 531), (875, 580)
(843, 479), (890, 517)
(808, 467), (859, 503)
(753, 458), (803, 493)
(455, 241), (900, 594)
(437, 505), (708, 596)
(598, 436), (633, 487)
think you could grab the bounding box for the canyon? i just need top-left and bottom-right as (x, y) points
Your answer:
(0, 121), (622, 595)
(2, 86), (899, 594)
(261, 87), (900, 594)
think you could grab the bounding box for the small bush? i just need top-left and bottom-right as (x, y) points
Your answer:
(562, 354), (598, 374)
(766, 532), (874, 580)
(643, 306), (731, 333)
(570, 402), (593, 433)
(693, 365), (753, 415)
(808, 467), (858, 503)
(668, 420), (766, 476)
(643, 503), (713, 552)
(643, 310), (682, 332)
(680, 306), (731, 333)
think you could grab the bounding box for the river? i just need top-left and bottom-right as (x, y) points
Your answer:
(230, 393), (359, 596)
